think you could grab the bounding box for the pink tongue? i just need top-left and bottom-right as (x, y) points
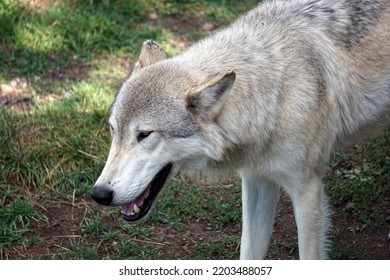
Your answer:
(120, 185), (151, 215)
(121, 201), (134, 215)
(135, 186), (150, 206)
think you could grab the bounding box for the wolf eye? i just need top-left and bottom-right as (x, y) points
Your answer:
(137, 131), (152, 143)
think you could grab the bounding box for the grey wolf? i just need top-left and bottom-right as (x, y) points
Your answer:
(91, 0), (390, 259)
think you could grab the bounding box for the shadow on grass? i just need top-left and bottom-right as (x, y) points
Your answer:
(0, 0), (261, 80)
(0, 0), (164, 79)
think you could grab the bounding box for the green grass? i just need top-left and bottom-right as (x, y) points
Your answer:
(0, 0), (258, 80)
(0, 178), (43, 257)
(1, 0), (157, 78)
(0, 0), (389, 260)
(0, 0), (257, 260)
(325, 130), (390, 228)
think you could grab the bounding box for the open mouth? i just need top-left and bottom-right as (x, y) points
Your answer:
(120, 163), (173, 222)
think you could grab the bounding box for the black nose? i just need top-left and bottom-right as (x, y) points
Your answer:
(91, 186), (113, 206)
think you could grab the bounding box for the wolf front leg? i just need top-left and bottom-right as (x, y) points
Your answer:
(239, 172), (280, 260)
(289, 175), (330, 260)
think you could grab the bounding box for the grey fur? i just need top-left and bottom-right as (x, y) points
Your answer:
(93, 0), (390, 259)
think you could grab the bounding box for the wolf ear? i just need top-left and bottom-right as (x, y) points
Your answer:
(132, 40), (168, 73)
(187, 71), (236, 119)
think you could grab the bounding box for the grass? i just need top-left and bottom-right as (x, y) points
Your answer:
(0, 0), (389, 260)
(0, 0), (257, 260)
(0, 192), (41, 259)
(325, 130), (390, 228)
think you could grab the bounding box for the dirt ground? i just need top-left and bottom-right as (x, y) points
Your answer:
(6, 188), (390, 260)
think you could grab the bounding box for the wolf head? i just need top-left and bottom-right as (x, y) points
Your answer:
(91, 40), (235, 222)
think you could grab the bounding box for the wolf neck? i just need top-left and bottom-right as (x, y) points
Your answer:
(176, 26), (279, 81)
(170, 29), (283, 171)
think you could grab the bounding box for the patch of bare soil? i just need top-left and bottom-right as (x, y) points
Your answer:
(1, 64), (89, 112)
(7, 188), (390, 260)
(149, 219), (240, 260)
(41, 63), (89, 82)
(8, 195), (240, 260)
(9, 197), (93, 259)
(332, 219), (390, 259)
(269, 193), (390, 260)
(268, 194), (299, 260)
(148, 12), (216, 51)
(0, 78), (33, 111)
(20, 0), (61, 12)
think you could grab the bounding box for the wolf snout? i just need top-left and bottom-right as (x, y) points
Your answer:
(91, 185), (113, 206)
